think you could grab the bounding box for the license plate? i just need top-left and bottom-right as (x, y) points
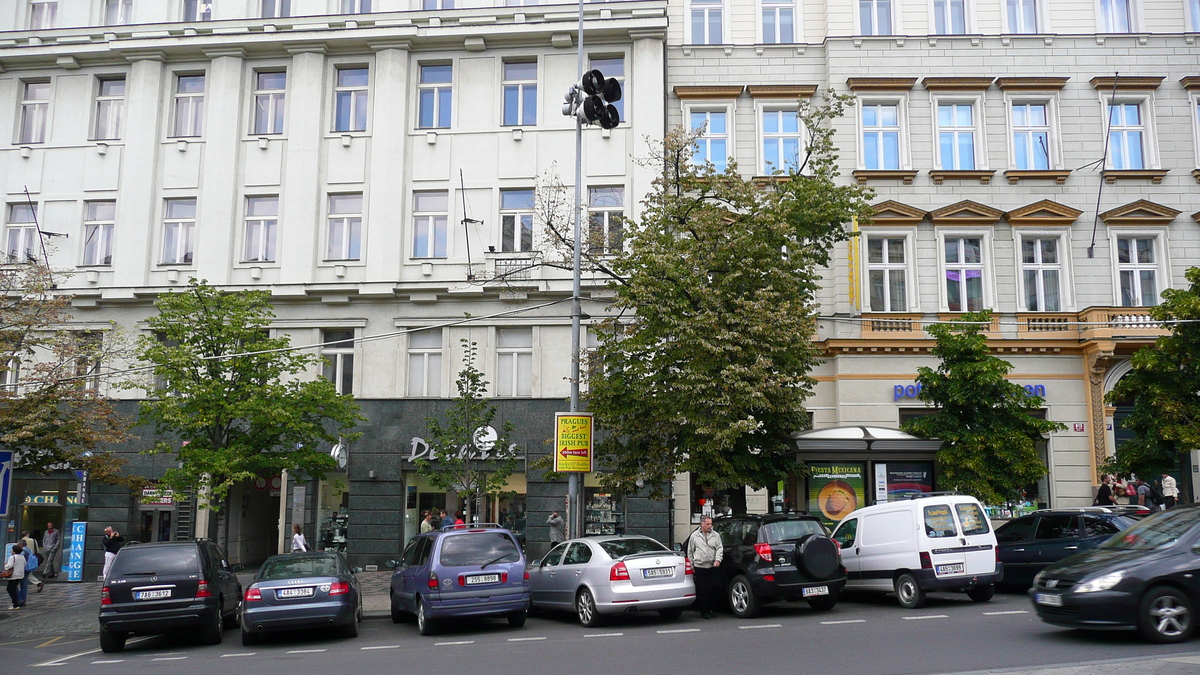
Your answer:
(802, 586), (829, 598)
(134, 589), (171, 600)
(277, 587), (315, 598)
(643, 567), (674, 579)
(466, 574), (501, 585)
(935, 563), (965, 576)
(1035, 593), (1063, 607)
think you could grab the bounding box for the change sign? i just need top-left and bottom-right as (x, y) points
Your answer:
(554, 412), (593, 473)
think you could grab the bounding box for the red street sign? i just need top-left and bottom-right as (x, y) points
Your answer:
(560, 448), (588, 458)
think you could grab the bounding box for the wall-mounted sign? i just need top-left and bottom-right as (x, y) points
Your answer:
(140, 488), (173, 507)
(405, 436), (524, 463)
(893, 382), (1047, 401)
(66, 521), (86, 582)
(808, 462), (866, 529)
(554, 413), (593, 473)
(1074, 423), (1086, 433)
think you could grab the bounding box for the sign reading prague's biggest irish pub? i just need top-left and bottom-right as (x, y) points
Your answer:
(554, 412), (593, 473)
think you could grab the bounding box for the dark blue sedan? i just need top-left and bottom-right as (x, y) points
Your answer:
(996, 508), (1139, 587)
(240, 552), (362, 645)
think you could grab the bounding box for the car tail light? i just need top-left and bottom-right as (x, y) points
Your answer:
(458, 574), (465, 587)
(754, 543), (773, 563)
(919, 552), (933, 570)
(329, 582), (349, 595)
(523, 570), (530, 581)
(610, 562), (630, 581)
(244, 586), (262, 602)
(427, 572), (440, 590)
(995, 547), (1001, 564)
(763, 575), (775, 582)
(500, 572), (508, 584)
(684, 559), (694, 576)
(196, 580), (213, 598)
(101, 586), (112, 606)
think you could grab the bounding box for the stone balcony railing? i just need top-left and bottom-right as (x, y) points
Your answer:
(856, 307), (1168, 342)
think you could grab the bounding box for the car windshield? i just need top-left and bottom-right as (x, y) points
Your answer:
(439, 532), (521, 567)
(109, 547), (198, 577)
(762, 519), (827, 544)
(1098, 508), (1200, 551)
(599, 538), (668, 559)
(259, 556), (339, 580)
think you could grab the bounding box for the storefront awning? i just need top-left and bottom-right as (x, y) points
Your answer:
(791, 426), (942, 460)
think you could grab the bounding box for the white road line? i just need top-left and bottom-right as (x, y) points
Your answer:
(90, 660), (124, 664)
(983, 610), (1030, 616)
(507, 637), (547, 642)
(286, 649), (327, 654)
(738, 624), (783, 630)
(360, 645), (401, 650)
(220, 653), (257, 658)
(435, 640), (475, 646)
(657, 628), (701, 634)
(902, 614), (950, 620)
(34, 639), (151, 668)
(151, 657), (188, 661)
(821, 619), (866, 625)
(585, 633), (623, 638)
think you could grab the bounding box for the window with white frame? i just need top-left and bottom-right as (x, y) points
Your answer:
(1115, 235), (1160, 306)
(761, 108), (801, 174)
(93, 78), (125, 141)
(933, 0), (966, 34)
(1107, 102), (1146, 170)
(1194, 97), (1200, 166)
(861, 102), (901, 170)
(321, 329), (355, 395)
(1010, 101), (1051, 170)
(326, 194), (362, 261)
(333, 67), (367, 133)
(418, 64), (452, 129)
(502, 61), (537, 127)
(937, 102), (977, 170)
(690, 109), (729, 172)
(172, 74), (205, 138)
(500, 189), (534, 253)
(28, 1), (57, 29)
(244, 196), (278, 263)
(407, 328), (442, 397)
(589, 56), (624, 120)
(253, 72), (286, 135)
(104, 0), (133, 26)
(1020, 236), (1062, 311)
(761, 0), (796, 43)
(588, 187), (623, 255)
(412, 191), (448, 259)
(340, 0), (371, 13)
(83, 201), (116, 267)
(424, 0), (454, 9)
(689, 0), (724, 45)
(1190, 0), (1200, 31)
(19, 81), (50, 145)
(0, 358), (19, 393)
(6, 204), (38, 264)
(1006, 0), (1038, 32)
(1099, 0), (1132, 32)
(183, 0), (213, 21)
(866, 235), (909, 312)
(859, 0), (892, 35)
(943, 236), (986, 312)
(162, 198), (196, 265)
(496, 328), (532, 397)
(73, 332), (103, 392)
(261, 0), (290, 17)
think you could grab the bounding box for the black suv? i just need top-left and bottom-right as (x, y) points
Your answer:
(98, 540), (243, 653)
(707, 514), (846, 618)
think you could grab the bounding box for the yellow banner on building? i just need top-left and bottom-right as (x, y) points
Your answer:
(554, 412), (593, 473)
(848, 215), (861, 315)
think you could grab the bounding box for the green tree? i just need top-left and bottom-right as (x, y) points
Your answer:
(902, 311), (1065, 504)
(415, 340), (519, 523)
(134, 279), (363, 506)
(586, 94), (875, 495)
(1104, 266), (1200, 478)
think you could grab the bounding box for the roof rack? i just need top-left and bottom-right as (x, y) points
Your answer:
(886, 491), (961, 502)
(443, 522), (507, 530)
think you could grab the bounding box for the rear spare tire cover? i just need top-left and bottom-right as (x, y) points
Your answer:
(795, 536), (839, 580)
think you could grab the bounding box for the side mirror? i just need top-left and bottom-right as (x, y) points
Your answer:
(231, 563), (244, 572)
(672, 543), (683, 552)
(384, 559), (398, 569)
(352, 567), (364, 574)
(1191, 544), (1200, 556)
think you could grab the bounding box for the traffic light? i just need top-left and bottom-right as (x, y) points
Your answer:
(561, 69), (622, 130)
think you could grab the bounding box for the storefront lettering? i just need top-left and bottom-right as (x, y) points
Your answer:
(407, 437), (523, 463)
(893, 383), (1046, 401)
(23, 494), (82, 505)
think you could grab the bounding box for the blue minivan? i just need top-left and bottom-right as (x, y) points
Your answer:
(387, 524), (529, 635)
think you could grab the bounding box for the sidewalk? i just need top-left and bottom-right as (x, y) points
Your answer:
(940, 653), (1200, 675)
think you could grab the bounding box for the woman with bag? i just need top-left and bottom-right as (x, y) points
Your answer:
(4, 543), (27, 610)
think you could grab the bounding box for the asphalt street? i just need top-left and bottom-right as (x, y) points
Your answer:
(4, 588), (1200, 675)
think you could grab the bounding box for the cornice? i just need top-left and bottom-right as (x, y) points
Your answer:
(846, 77), (918, 92)
(746, 85), (818, 99)
(852, 170), (917, 185)
(995, 76), (1070, 91)
(922, 76), (994, 91)
(1181, 76), (1200, 91)
(673, 85), (745, 100)
(1005, 199), (1084, 226)
(1099, 199), (1182, 225)
(1090, 75), (1165, 90)
(929, 200), (1004, 226)
(868, 200), (927, 226)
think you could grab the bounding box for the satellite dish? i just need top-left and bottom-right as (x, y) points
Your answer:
(331, 442), (348, 469)
(473, 426), (498, 451)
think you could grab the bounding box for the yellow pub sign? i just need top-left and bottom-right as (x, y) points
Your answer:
(554, 412), (593, 473)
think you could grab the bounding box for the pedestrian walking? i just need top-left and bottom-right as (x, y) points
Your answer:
(1135, 477), (1156, 510)
(4, 543), (26, 610)
(547, 511), (566, 543)
(19, 530), (37, 557)
(41, 523), (60, 578)
(290, 524), (308, 552)
(101, 526), (124, 579)
(1093, 475), (1117, 506)
(419, 511), (434, 534)
(686, 515), (724, 619)
(1161, 472), (1179, 509)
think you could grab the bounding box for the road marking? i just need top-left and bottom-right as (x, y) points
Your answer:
(90, 660), (123, 665)
(37, 637), (65, 648)
(221, 653), (257, 658)
(738, 624), (782, 630)
(585, 633), (623, 638)
(902, 614), (949, 620)
(983, 610), (1030, 616)
(435, 640), (475, 646)
(821, 619), (866, 625)
(360, 645), (400, 650)
(507, 637), (547, 642)
(1, 638), (48, 647)
(657, 628), (701, 634)
(33, 638), (150, 668)
(152, 657), (188, 661)
(286, 649), (327, 654)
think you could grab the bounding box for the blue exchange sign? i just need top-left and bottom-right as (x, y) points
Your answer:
(66, 521), (87, 582)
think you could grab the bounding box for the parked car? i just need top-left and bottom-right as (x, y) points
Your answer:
(528, 535), (693, 626)
(996, 508), (1139, 588)
(1031, 504), (1200, 643)
(387, 524), (529, 635)
(240, 552), (362, 645)
(831, 494), (1001, 609)
(98, 540), (243, 653)
(702, 514), (846, 618)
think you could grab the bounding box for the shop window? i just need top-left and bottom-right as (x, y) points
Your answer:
(584, 489), (623, 535)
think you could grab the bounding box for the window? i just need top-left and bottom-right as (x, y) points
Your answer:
(944, 236), (984, 312)
(761, 0), (796, 43)
(1107, 102), (1145, 170)
(412, 191), (448, 259)
(418, 64), (452, 129)
(423, 0), (454, 8)
(82, 201), (116, 267)
(1099, 0), (1132, 32)
(932, 0), (966, 34)
(937, 103), (976, 170)
(183, 0), (213, 21)
(1116, 236), (1159, 307)
(588, 187), (623, 255)
(261, 0), (290, 17)
(1011, 102), (1050, 170)
(321, 329), (355, 395)
(502, 61), (537, 127)
(563, 543), (592, 566)
(172, 74), (205, 138)
(955, 503), (990, 535)
(995, 516), (1035, 543)
(690, 110), (728, 172)
(326, 194), (362, 261)
(5, 204), (38, 263)
(1035, 515), (1078, 539)
(689, 0), (724, 44)
(496, 328), (532, 397)
(923, 505), (958, 538)
(407, 329), (442, 397)
(859, 0), (892, 35)
(1191, 0), (1200, 31)
(0, 358), (19, 393)
(832, 518), (857, 548)
(73, 332), (102, 391)
(253, 72), (286, 135)
(162, 199), (195, 265)
(333, 68), (368, 133)
(761, 109), (801, 174)
(866, 236), (908, 312)
(243, 196), (278, 263)
(104, 0), (133, 25)
(500, 189), (534, 253)
(589, 56), (624, 120)
(19, 81), (50, 145)
(861, 103), (900, 170)
(340, 0), (372, 12)
(93, 78), (125, 141)
(28, 1), (57, 29)
(1020, 236), (1061, 311)
(1006, 0), (1038, 32)
(1084, 516), (1123, 537)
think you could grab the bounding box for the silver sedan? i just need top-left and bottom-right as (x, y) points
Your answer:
(528, 535), (695, 626)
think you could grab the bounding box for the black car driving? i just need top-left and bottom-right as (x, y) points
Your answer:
(1030, 504), (1200, 643)
(996, 508), (1139, 587)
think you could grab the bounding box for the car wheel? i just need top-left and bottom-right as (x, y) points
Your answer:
(729, 575), (761, 619)
(895, 573), (926, 609)
(390, 592), (406, 623)
(98, 629), (127, 654)
(966, 584), (995, 603)
(201, 604), (224, 645)
(576, 588), (603, 627)
(507, 610), (527, 627)
(342, 617), (359, 638)
(357, 598), (364, 623)
(223, 599), (241, 629)
(1139, 586), (1195, 644)
(658, 607), (684, 620)
(241, 627), (262, 646)
(807, 589), (839, 611)
(416, 597), (436, 636)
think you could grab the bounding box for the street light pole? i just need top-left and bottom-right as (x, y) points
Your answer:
(567, 0), (585, 541)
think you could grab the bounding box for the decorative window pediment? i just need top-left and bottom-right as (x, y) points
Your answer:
(929, 200), (1003, 226)
(868, 200), (927, 226)
(1005, 200), (1083, 226)
(1099, 199), (1181, 226)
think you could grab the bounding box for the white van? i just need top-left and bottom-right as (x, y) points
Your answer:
(830, 494), (1002, 608)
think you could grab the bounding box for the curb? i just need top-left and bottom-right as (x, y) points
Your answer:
(932, 650), (1200, 675)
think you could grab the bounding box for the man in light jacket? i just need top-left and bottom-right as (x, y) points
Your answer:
(547, 512), (566, 544)
(1162, 472), (1179, 509)
(686, 515), (723, 619)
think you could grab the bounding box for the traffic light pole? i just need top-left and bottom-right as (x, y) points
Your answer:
(567, 0), (585, 541)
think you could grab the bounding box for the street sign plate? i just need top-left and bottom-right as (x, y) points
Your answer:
(0, 451), (13, 518)
(554, 413), (593, 473)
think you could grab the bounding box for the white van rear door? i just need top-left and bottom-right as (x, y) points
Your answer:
(953, 501), (997, 576)
(922, 504), (968, 578)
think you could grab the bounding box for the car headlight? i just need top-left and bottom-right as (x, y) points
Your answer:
(1033, 570), (1046, 586)
(1075, 571), (1124, 594)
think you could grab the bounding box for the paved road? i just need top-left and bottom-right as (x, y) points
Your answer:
(4, 588), (1200, 674)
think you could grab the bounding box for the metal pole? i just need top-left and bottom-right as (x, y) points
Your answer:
(567, 0), (585, 541)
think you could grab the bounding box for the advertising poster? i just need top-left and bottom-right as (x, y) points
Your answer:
(808, 462), (866, 529)
(554, 413), (593, 473)
(884, 462), (934, 500)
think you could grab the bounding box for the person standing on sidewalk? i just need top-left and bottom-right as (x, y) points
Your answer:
(419, 511), (434, 534)
(1161, 472), (1179, 509)
(547, 511), (566, 544)
(41, 523), (60, 578)
(4, 543), (26, 610)
(686, 515), (724, 619)
(102, 526), (124, 579)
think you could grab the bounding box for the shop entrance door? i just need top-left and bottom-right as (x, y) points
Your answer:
(138, 508), (174, 543)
